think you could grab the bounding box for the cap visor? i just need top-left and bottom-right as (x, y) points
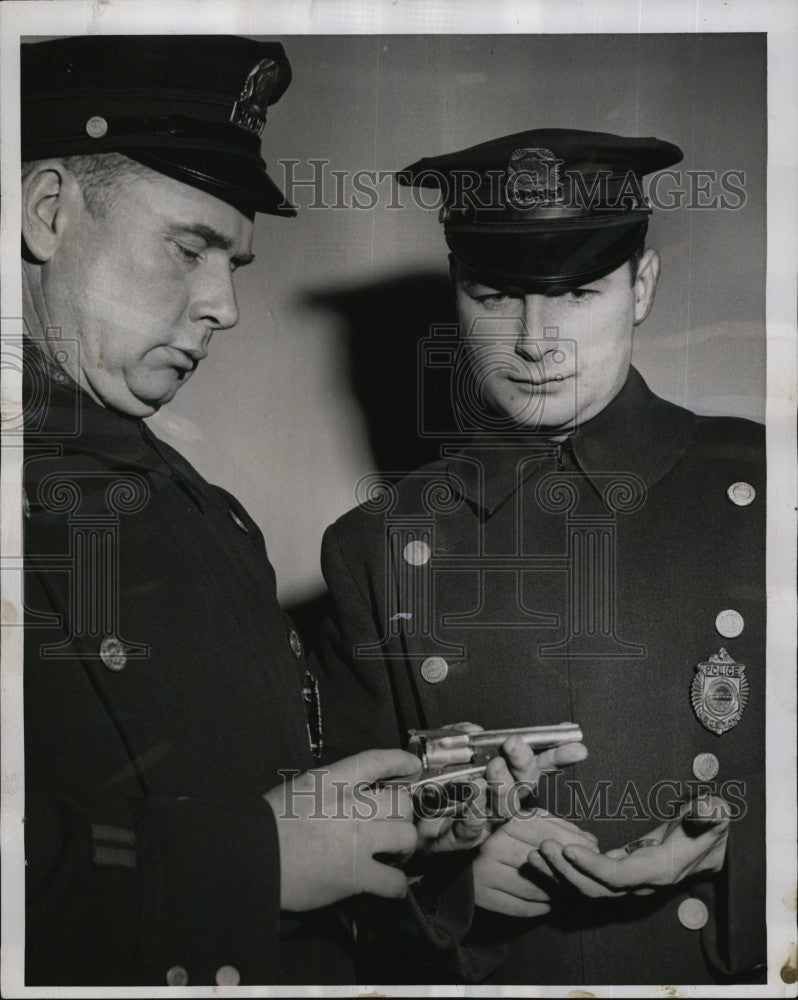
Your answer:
(446, 219), (647, 289)
(125, 148), (296, 218)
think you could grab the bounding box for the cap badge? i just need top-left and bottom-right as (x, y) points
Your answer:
(506, 147), (563, 209)
(230, 57), (281, 137)
(691, 647), (749, 735)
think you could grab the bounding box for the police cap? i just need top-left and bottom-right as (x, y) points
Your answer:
(22, 35), (295, 218)
(398, 128), (683, 288)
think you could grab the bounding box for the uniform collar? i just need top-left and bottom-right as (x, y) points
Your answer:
(445, 366), (696, 517)
(23, 341), (213, 504)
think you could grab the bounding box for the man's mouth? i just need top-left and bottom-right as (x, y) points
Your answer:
(508, 372), (573, 386)
(167, 348), (203, 376)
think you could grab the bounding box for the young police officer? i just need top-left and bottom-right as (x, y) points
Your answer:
(319, 130), (766, 984)
(18, 36), (546, 987)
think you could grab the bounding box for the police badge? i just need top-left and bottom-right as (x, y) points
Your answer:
(505, 147), (563, 209)
(691, 647), (749, 735)
(230, 57), (282, 137)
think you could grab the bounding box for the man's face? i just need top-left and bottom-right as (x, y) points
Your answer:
(453, 254), (658, 434)
(42, 169), (254, 417)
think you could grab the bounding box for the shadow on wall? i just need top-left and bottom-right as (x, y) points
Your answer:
(285, 270), (458, 650)
(303, 270), (458, 475)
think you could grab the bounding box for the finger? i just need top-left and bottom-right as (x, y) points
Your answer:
(502, 812), (599, 850)
(453, 795), (491, 846)
(560, 842), (660, 890)
(369, 819), (419, 857)
(415, 815), (448, 841)
(477, 886), (551, 919)
(443, 721), (484, 734)
(538, 815), (599, 845)
(481, 828), (534, 868)
(484, 755), (515, 817)
(527, 847), (558, 880)
(343, 749), (422, 783)
(372, 784), (415, 822)
(537, 742), (588, 772)
(539, 841), (624, 898)
(485, 861), (552, 903)
(683, 795), (732, 833)
(363, 859), (410, 899)
(430, 820), (490, 853)
(500, 735), (540, 785)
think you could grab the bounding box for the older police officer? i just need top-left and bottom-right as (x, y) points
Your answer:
(19, 35), (532, 987)
(319, 130), (765, 984)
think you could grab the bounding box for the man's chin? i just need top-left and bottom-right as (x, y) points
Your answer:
(130, 376), (186, 413)
(493, 403), (577, 434)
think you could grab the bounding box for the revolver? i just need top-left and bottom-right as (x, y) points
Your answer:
(396, 722), (583, 816)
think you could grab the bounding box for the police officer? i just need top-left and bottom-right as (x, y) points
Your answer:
(19, 36), (539, 987)
(319, 129), (766, 984)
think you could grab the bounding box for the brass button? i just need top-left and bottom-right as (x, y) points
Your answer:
(403, 540), (431, 566)
(677, 897), (709, 930)
(420, 656), (448, 684)
(165, 965), (188, 986)
(99, 636), (126, 672)
(692, 752), (719, 780)
(85, 115), (109, 138)
(715, 609), (744, 638)
(727, 482), (755, 506)
(215, 965), (240, 986)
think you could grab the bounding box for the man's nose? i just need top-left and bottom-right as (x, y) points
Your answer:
(514, 295), (558, 361)
(189, 266), (240, 331)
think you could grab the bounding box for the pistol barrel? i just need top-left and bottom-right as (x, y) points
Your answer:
(409, 722), (582, 770)
(470, 723), (583, 751)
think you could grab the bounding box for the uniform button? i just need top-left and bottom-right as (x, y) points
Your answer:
(99, 636), (126, 672)
(727, 481), (756, 506)
(215, 965), (240, 986)
(403, 540), (431, 566)
(165, 965), (188, 986)
(54, 371), (68, 385)
(715, 609), (744, 638)
(692, 752), (720, 780)
(420, 656), (448, 684)
(228, 509), (249, 532)
(85, 114), (108, 138)
(288, 628), (303, 658)
(677, 896), (709, 930)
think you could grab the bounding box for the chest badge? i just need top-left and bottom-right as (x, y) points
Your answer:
(691, 648), (749, 735)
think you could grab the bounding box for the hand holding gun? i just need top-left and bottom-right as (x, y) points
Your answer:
(395, 722), (584, 817)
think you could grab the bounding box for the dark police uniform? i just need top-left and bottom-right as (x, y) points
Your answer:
(318, 131), (766, 985)
(20, 36), (348, 986)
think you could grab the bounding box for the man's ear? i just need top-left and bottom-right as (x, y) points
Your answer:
(633, 248), (660, 326)
(21, 160), (81, 262)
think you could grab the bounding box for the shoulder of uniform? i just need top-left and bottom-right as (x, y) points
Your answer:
(692, 413), (766, 453)
(327, 457), (452, 540)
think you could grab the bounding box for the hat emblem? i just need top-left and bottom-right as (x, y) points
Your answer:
(230, 57), (281, 137)
(506, 147), (563, 209)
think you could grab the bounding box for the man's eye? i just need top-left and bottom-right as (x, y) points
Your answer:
(565, 288), (595, 302)
(474, 292), (513, 305)
(171, 241), (202, 263)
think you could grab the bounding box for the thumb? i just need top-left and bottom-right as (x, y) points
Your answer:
(337, 748), (422, 783)
(682, 795), (730, 833)
(538, 742), (588, 772)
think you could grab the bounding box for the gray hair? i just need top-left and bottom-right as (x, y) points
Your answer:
(22, 152), (155, 217)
